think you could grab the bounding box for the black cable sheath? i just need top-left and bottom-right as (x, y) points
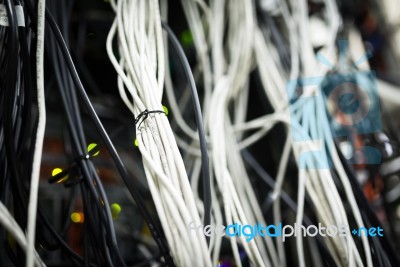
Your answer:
(15, 0), (170, 266)
(46, 14), (123, 266)
(44, 10), (175, 267)
(334, 140), (400, 266)
(161, 21), (212, 245)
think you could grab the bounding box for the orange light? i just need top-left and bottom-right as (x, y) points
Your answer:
(70, 212), (84, 223)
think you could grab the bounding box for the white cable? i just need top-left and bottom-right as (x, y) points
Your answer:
(26, 0), (46, 266)
(0, 202), (45, 267)
(104, 0), (382, 265)
(107, 0), (211, 265)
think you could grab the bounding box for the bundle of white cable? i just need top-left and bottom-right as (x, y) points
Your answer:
(175, 1), (288, 266)
(249, 0), (371, 266)
(104, 0), (377, 266)
(288, 0), (371, 266)
(175, 0), (281, 266)
(177, 0), (374, 267)
(106, 0), (211, 266)
(245, 1), (370, 265)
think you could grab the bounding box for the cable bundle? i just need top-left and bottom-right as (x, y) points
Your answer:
(173, 0), (400, 266)
(1, 0), (172, 266)
(0, 0), (46, 265)
(107, 0), (211, 266)
(1, 0), (400, 266)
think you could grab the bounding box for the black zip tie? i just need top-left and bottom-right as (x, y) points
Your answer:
(48, 144), (101, 185)
(75, 143), (100, 162)
(135, 109), (166, 128)
(64, 175), (84, 188)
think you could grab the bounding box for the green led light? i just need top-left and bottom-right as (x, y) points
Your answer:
(87, 143), (100, 156)
(181, 30), (193, 46)
(162, 105), (169, 115)
(52, 168), (68, 184)
(111, 203), (122, 219)
(52, 168), (62, 176)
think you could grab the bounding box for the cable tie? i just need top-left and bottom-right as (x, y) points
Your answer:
(74, 143), (101, 162)
(64, 175), (84, 188)
(48, 161), (84, 186)
(135, 109), (166, 128)
(48, 143), (101, 185)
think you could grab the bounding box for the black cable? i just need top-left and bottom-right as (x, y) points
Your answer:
(129, 253), (162, 267)
(60, 186), (77, 236)
(46, 9), (124, 265)
(43, 9), (175, 267)
(161, 21), (212, 245)
(334, 140), (400, 266)
(0, 2), (127, 266)
(16, 24), (33, 157)
(0, 2), (95, 265)
(3, 1), (169, 263)
(3, 1), (27, 264)
(83, 218), (90, 267)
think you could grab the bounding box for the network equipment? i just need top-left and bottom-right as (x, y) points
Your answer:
(0, 0), (400, 266)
